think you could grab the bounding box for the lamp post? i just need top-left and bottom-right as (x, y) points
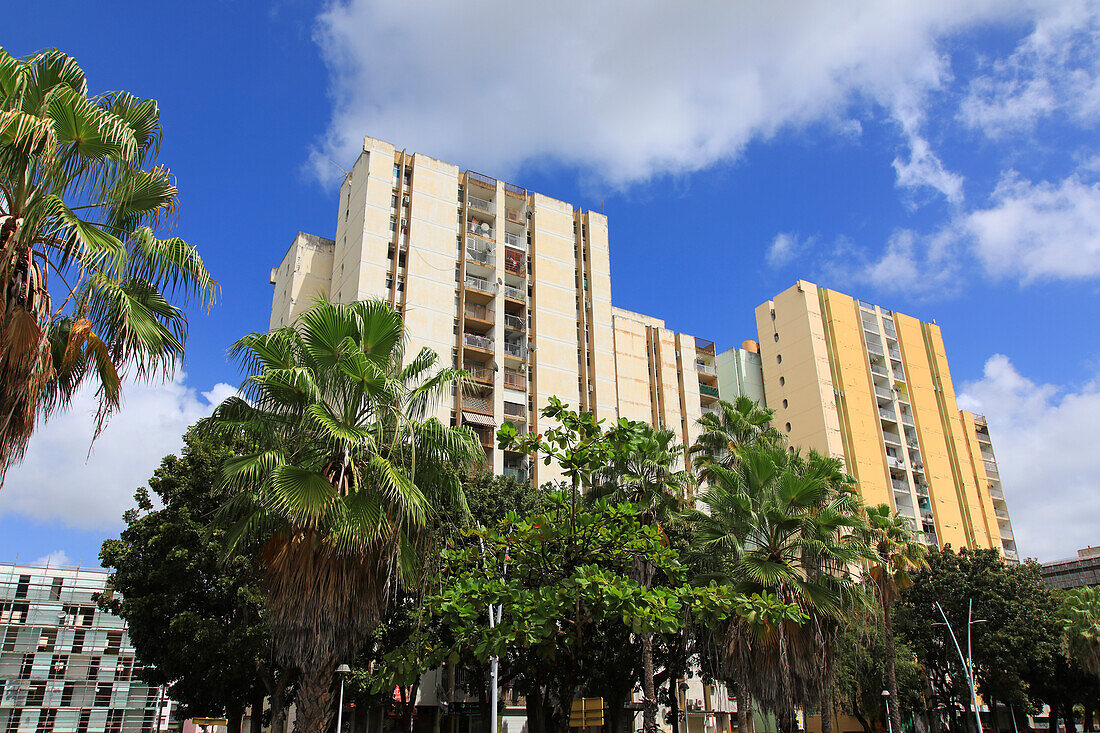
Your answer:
(335, 664), (351, 733)
(882, 691), (892, 733)
(934, 600), (986, 733)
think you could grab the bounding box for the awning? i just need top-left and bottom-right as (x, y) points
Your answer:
(462, 411), (496, 428)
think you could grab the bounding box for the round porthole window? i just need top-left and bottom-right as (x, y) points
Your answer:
(779, 376), (785, 386)
(785, 422), (792, 433)
(782, 399), (788, 408)
(777, 354), (782, 364)
(774, 333), (779, 342)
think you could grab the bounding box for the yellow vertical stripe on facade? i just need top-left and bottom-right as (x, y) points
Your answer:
(959, 410), (1003, 550)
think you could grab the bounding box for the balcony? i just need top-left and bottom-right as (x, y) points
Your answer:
(465, 364), (494, 384)
(463, 394), (492, 415)
(504, 248), (526, 276)
(999, 525), (1014, 540)
(984, 460), (999, 479)
(988, 483), (1004, 500)
(695, 361), (717, 376)
(887, 455), (905, 470)
(503, 369), (526, 390)
(503, 284), (526, 303)
(504, 401), (526, 420)
(879, 406), (897, 422)
(467, 220), (494, 240)
(995, 508), (1010, 520)
(874, 385), (894, 400)
(892, 479), (909, 493)
(870, 359), (888, 377)
(699, 383), (720, 399)
(899, 411), (915, 426)
(504, 342), (527, 360)
(867, 340), (885, 357)
(464, 274), (497, 304)
(464, 303), (493, 332)
(463, 332), (493, 353)
(504, 231), (526, 250)
(505, 207), (526, 225)
(503, 466), (529, 483)
(504, 313), (526, 332)
(883, 430), (902, 445)
(468, 195), (494, 214)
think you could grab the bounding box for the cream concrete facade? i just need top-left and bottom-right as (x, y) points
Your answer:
(270, 136), (710, 486)
(716, 341), (765, 404)
(751, 280), (1016, 559)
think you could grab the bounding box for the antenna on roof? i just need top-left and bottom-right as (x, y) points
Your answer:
(328, 159), (350, 180)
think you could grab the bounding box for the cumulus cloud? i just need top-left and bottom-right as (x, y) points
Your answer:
(766, 233), (810, 268)
(958, 355), (1100, 562)
(960, 0), (1100, 137)
(811, 229), (962, 298)
(961, 171), (1100, 281)
(0, 375), (236, 530)
(32, 550), (73, 568)
(310, 0), (1029, 187)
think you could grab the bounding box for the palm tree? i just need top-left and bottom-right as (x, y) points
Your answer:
(1061, 585), (1100, 676)
(854, 504), (928, 733)
(590, 422), (694, 733)
(0, 48), (215, 479)
(689, 444), (867, 733)
(689, 396), (779, 481)
(203, 299), (481, 733)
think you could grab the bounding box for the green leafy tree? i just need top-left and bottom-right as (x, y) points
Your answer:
(1063, 586), (1100, 676)
(853, 504), (928, 733)
(588, 421), (694, 733)
(0, 47), (215, 478)
(894, 548), (1062, 732)
(98, 427), (289, 733)
(201, 299), (480, 733)
(688, 443), (868, 733)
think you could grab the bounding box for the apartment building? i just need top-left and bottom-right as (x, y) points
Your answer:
(0, 564), (171, 733)
(269, 136), (715, 483)
(719, 280), (1015, 560)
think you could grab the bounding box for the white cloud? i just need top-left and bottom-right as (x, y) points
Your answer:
(766, 232), (809, 268)
(310, 0), (1031, 187)
(814, 228), (962, 298)
(961, 171), (1100, 281)
(960, 0), (1100, 137)
(958, 355), (1100, 562)
(32, 550), (73, 568)
(0, 375), (236, 530)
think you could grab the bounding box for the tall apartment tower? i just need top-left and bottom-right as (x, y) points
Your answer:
(0, 564), (171, 733)
(270, 136), (714, 483)
(745, 280), (1016, 560)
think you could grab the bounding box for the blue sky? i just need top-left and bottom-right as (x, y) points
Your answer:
(1, 0), (1098, 565)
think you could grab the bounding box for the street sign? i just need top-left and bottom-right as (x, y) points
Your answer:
(191, 720), (228, 728)
(569, 698), (604, 728)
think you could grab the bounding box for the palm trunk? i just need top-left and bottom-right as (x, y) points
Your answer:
(642, 632), (659, 733)
(294, 656), (338, 733)
(820, 643), (835, 733)
(882, 601), (904, 733)
(734, 678), (752, 733)
(1049, 702), (1060, 733)
(1065, 703), (1076, 733)
(404, 680), (420, 733)
(227, 706), (243, 733)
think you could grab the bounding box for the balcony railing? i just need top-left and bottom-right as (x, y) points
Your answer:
(504, 314), (526, 332)
(867, 340), (885, 356)
(503, 467), (529, 483)
(892, 479), (909, 492)
(887, 456), (905, 470)
(874, 385), (893, 400)
(900, 411), (915, 426)
(879, 406), (897, 422)
(504, 249), (526, 275)
(870, 361), (889, 377)
(699, 384), (720, 398)
(464, 303), (491, 322)
(995, 508), (1010, 519)
(463, 394), (492, 414)
(468, 195), (493, 214)
(463, 333), (493, 351)
(504, 232), (526, 250)
(465, 274), (497, 295)
(883, 430), (902, 445)
(695, 361), (717, 375)
(467, 222), (494, 239)
(504, 342), (527, 359)
(465, 365), (493, 383)
(503, 402), (526, 419)
(505, 208), (526, 224)
(503, 284), (526, 302)
(984, 461), (999, 478)
(503, 370), (525, 390)
(467, 233), (496, 253)
(466, 246), (494, 267)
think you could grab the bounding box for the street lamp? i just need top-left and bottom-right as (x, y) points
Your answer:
(335, 664), (351, 733)
(933, 600), (986, 733)
(881, 691), (892, 733)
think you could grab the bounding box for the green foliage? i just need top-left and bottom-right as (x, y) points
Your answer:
(831, 611), (924, 728)
(98, 428), (274, 719)
(0, 47), (215, 476)
(895, 547), (1062, 715)
(1061, 585), (1100, 676)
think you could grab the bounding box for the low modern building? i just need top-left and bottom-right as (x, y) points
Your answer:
(0, 563), (171, 733)
(1041, 547), (1100, 589)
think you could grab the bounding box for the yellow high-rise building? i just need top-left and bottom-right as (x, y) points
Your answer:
(746, 280), (1016, 559)
(269, 136), (715, 484)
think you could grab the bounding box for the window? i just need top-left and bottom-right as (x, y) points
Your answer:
(49, 578), (63, 602)
(782, 399), (788, 409)
(48, 655), (68, 680)
(15, 574), (30, 598)
(87, 657), (100, 681)
(105, 632), (123, 656)
(19, 653), (34, 679)
(71, 629), (86, 654)
(392, 164), (400, 180)
(785, 422), (792, 433)
(39, 629), (57, 652)
(391, 194), (398, 208)
(6, 710), (21, 733)
(779, 376), (785, 386)
(36, 709), (57, 733)
(390, 215), (397, 232)
(114, 659), (132, 682)
(95, 683), (112, 706)
(773, 333), (779, 342)
(61, 683), (75, 707)
(78, 710), (91, 733)
(142, 711), (157, 733)
(1, 601), (29, 624)
(776, 354), (782, 364)
(27, 682), (46, 706)
(3, 627), (18, 652)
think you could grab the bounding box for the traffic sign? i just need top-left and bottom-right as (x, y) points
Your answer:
(569, 698), (604, 728)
